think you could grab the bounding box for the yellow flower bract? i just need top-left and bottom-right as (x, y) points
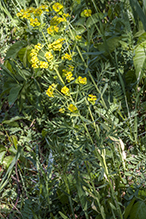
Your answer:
(82, 9), (92, 17)
(62, 53), (72, 61)
(59, 108), (65, 113)
(88, 94), (97, 105)
(68, 104), (77, 112)
(77, 76), (87, 85)
(52, 3), (63, 12)
(47, 26), (59, 35)
(45, 52), (54, 62)
(46, 83), (56, 97)
(40, 61), (48, 69)
(61, 86), (70, 96)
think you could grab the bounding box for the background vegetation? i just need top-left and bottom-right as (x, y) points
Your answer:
(0, 0), (146, 218)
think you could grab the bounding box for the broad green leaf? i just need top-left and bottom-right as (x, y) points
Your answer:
(75, 26), (86, 35)
(137, 32), (146, 44)
(97, 36), (121, 55)
(133, 40), (146, 80)
(9, 146), (17, 154)
(0, 151), (6, 164)
(130, 201), (146, 219)
(124, 198), (136, 219)
(18, 46), (31, 68)
(8, 84), (22, 105)
(74, 17), (86, 26)
(5, 40), (27, 60)
(0, 145), (6, 153)
(3, 155), (15, 168)
(86, 13), (103, 28)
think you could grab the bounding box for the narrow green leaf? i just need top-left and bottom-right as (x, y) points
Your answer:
(129, 0), (146, 31)
(59, 211), (68, 219)
(2, 116), (24, 124)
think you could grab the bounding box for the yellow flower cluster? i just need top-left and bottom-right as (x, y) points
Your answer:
(45, 52), (54, 62)
(30, 43), (41, 68)
(29, 18), (40, 27)
(17, 5), (49, 27)
(47, 26), (59, 35)
(68, 104), (77, 112)
(31, 56), (40, 68)
(65, 71), (74, 82)
(46, 83), (56, 97)
(30, 43), (52, 69)
(59, 107), (65, 113)
(88, 94), (97, 105)
(76, 76), (87, 85)
(40, 61), (48, 68)
(48, 38), (65, 51)
(50, 15), (66, 26)
(75, 35), (82, 41)
(62, 66), (74, 82)
(61, 86), (70, 96)
(62, 53), (72, 61)
(81, 9), (92, 17)
(52, 3), (63, 13)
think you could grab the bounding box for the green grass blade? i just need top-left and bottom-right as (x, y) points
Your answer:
(129, 0), (146, 31)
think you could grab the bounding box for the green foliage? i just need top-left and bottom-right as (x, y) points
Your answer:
(0, 0), (146, 218)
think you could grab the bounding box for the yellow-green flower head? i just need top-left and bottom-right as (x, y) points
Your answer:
(39, 5), (48, 10)
(48, 38), (64, 51)
(32, 63), (39, 69)
(68, 104), (77, 112)
(81, 9), (92, 17)
(28, 7), (35, 13)
(47, 26), (59, 35)
(63, 13), (70, 18)
(33, 8), (43, 16)
(46, 83), (56, 97)
(65, 72), (74, 82)
(45, 52), (53, 62)
(88, 94), (97, 105)
(30, 49), (38, 57)
(31, 56), (39, 64)
(34, 43), (43, 51)
(62, 53), (72, 61)
(75, 35), (82, 41)
(61, 86), (70, 96)
(77, 76), (87, 85)
(40, 61), (48, 69)
(68, 65), (74, 71)
(16, 12), (22, 17)
(52, 3), (63, 12)
(59, 108), (65, 113)
(29, 18), (40, 27)
(22, 12), (31, 19)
